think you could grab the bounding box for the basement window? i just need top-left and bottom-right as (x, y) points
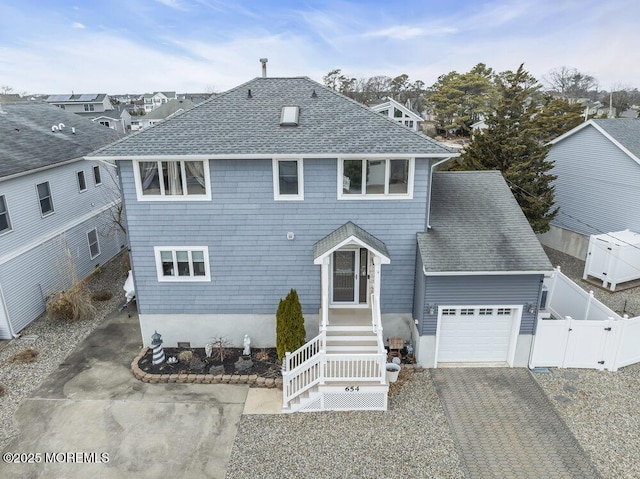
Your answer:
(280, 106), (299, 126)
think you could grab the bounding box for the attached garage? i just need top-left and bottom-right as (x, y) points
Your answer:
(435, 306), (522, 365)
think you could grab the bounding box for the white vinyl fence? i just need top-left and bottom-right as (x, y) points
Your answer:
(530, 267), (640, 371)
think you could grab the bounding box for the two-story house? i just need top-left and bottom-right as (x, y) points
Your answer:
(90, 77), (551, 412)
(370, 97), (423, 131)
(46, 93), (114, 115)
(0, 102), (126, 339)
(142, 91), (177, 113)
(131, 99), (195, 131)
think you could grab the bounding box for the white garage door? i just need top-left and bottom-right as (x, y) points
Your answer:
(437, 307), (518, 363)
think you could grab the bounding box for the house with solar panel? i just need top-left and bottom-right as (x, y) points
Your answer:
(89, 74), (551, 412)
(0, 102), (126, 339)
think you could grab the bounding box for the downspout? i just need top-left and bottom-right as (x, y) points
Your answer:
(0, 283), (19, 338)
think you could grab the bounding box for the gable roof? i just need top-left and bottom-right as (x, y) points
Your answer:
(46, 94), (108, 104)
(313, 222), (390, 264)
(90, 77), (456, 159)
(370, 97), (422, 121)
(549, 118), (640, 166)
(0, 102), (121, 179)
(418, 171), (552, 274)
(143, 99), (195, 120)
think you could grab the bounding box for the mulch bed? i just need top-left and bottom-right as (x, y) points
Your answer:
(138, 347), (282, 378)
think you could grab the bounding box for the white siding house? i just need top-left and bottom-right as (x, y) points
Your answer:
(0, 102), (126, 338)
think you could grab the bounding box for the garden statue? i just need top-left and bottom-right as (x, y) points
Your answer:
(205, 342), (213, 358)
(151, 331), (165, 365)
(167, 356), (177, 364)
(243, 335), (251, 356)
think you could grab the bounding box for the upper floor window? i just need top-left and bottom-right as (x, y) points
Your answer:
(154, 246), (210, 282)
(77, 171), (87, 192)
(93, 165), (102, 186)
(272, 159), (304, 200)
(134, 160), (210, 201)
(338, 158), (413, 199)
(0, 195), (12, 234)
(99, 120), (111, 128)
(87, 228), (100, 259)
(36, 181), (54, 216)
(84, 104), (95, 111)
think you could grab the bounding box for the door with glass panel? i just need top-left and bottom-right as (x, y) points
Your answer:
(331, 249), (368, 305)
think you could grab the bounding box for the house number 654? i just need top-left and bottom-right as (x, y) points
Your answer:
(344, 386), (360, 392)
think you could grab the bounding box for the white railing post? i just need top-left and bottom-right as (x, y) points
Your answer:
(319, 351), (326, 385)
(584, 291), (594, 320)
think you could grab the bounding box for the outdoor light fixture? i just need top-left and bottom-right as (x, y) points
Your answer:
(426, 303), (437, 315)
(527, 303), (535, 314)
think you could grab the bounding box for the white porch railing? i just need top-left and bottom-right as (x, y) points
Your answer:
(282, 293), (387, 410)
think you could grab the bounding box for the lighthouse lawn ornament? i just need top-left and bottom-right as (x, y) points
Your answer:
(151, 331), (166, 365)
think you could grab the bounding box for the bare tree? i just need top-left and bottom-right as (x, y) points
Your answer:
(544, 67), (598, 103)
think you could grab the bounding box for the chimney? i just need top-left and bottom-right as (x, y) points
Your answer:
(260, 58), (268, 78)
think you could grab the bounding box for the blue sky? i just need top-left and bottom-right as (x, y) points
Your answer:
(1, 0), (638, 94)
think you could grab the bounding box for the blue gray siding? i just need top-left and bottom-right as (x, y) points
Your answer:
(419, 274), (545, 335)
(549, 125), (640, 235)
(0, 160), (125, 338)
(122, 158), (433, 316)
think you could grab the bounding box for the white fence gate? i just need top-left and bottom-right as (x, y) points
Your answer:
(530, 267), (640, 371)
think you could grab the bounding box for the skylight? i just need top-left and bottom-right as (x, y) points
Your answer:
(280, 106), (299, 126)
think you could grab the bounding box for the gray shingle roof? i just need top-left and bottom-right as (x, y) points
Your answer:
(91, 77), (456, 158)
(314, 222), (390, 260)
(592, 119), (640, 160)
(0, 102), (121, 179)
(418, 171), (552, 273)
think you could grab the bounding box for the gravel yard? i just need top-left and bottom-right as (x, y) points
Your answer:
(536, 246), (640, 479)
(225, 368), (465, 479)
(0, 250), (129, 453)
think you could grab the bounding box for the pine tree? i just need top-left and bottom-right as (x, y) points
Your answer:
(460, 64), (558, 233)
(276, 289), (306, 361)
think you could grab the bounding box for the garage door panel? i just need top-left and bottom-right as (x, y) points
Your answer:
(437, 308), (518, 363)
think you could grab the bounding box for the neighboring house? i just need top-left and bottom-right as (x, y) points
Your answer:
(46, 93), (113, 114)
(470, 119), (488, 134)
(132, 99), (195, 131)
(0, 102), (126, 339)
(90, 77), (551, 411)
(89, 105), (132, 134)
(370, 97), (423, 131)
(539, 119), (640, 258)
(142, 91), (177, 112)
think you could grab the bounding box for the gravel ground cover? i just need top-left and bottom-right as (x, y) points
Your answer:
(0, 250), (128, 453)
(536, 246), (640, 479)
(225, 368), (465, 479)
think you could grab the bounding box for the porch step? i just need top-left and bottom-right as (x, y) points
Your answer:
(326, 335), (378, 342)
(326, 325), (373, 333)
(325, 345), (379, 353)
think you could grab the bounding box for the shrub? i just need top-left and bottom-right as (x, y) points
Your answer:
(207, 337), (232, 361)
(177, 350), (194, 363)
(10, 348), (39, 364)
(91, 290), (113, 301)
(46, 287), (96, 322)
(254, 349), (270, 362)
(276, 289), (306, 361)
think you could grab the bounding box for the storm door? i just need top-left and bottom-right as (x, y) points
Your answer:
(331, 249), (368, 305)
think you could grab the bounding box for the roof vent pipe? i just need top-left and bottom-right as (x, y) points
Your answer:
(247, 89), (252, 99)
(259, 58), (268, 78)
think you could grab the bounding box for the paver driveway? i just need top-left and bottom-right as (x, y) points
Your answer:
(431, 368), (601, 479)
(0, 311), (248, 479)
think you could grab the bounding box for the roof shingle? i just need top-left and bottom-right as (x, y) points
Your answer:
(418, 171), (552, 273)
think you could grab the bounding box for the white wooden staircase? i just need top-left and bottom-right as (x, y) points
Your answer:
(282, 294), (389, 413)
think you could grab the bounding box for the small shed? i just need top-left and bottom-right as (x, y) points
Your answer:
(583, 230), (640, 290)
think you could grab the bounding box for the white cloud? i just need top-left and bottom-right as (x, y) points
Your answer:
(153, 0), (188, 11)
(71, 22), (86, 29)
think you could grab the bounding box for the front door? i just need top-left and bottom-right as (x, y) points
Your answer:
(331, 249), (368, 305)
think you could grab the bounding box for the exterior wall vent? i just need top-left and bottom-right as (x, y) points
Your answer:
(280, 106), (299, 126)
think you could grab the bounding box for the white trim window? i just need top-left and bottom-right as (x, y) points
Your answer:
(0, 195), (12, 234)
(77, 170), (87, 192)
(93, 165), (102, 186)
(338, 158), (414, 199)
(154, 246), (211, 282)
(87, 228), (100, 259)
(36, 181), (54, 216)
(272, 158), (304, 200)
(134, 160), (211, 201)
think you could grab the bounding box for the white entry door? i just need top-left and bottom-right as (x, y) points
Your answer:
(437, 307), (520, 364)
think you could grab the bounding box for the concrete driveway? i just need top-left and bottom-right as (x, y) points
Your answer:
(0, 311), (248, 479)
